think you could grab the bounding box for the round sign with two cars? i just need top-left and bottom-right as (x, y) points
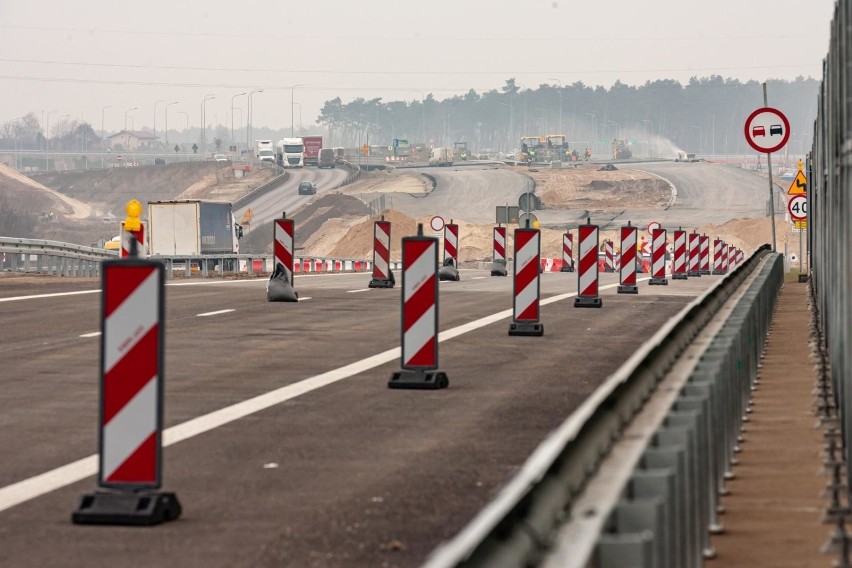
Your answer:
(430, 215), (445, 232)
(744, 107), (790, 154)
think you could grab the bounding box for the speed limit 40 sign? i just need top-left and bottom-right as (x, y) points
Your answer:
(788, 195), (807, 220)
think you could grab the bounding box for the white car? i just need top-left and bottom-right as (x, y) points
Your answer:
(213, 154), (228, 162)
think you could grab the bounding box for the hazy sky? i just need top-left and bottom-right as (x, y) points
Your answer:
(0, 0), (836, 137)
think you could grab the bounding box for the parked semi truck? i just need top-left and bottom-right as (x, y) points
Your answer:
(255, 140), (275, 163)
(276, 137), (304, 168)
(147, 200), (243, 256)
(302, 135), (323, 167)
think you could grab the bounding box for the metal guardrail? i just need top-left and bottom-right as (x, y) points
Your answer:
(334, 160), (362, 188)
(0, 237), (117, 276)
(232, 166), (289, 210)
(424, 246), (781, 568)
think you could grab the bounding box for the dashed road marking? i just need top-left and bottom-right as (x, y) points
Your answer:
(197, 309), (236, 317)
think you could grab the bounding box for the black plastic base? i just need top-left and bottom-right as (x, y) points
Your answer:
(368, 278), (395, 288)
(688, 271), (701, 277)
(798, 274), (809, 283)
(388, 370), (448, 389)
(712, 270), (727, 276)
(560, 266), (575, 273)
(490, 268), (508, 277)
(604, 268), (615, 273)
(699, 269), (711, 275)
(72, 491), (182, 526)
(438, 266), (460, 281)
(617, 285), (639, 294)
(574, 296), (603, 308)
(508, 322), (544, 336)
(649, 278), (669, 285)
(672, 273), (688, 280)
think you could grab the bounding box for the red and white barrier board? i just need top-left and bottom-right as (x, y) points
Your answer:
(672, 229), (687, 279)
(618, 224), (638, 294)
(120, 221), (146, 258)
(604, 239), (616, 272)
(688, 232), (701, 276)
(649, 228), (668, 285)
(713, 239), (725, 275)
(493, 227), (506, 263)
(389, 232), (447, 389)
(575, 221), (602, 307)
(273, 218), (295, 283)
(722, 243), (730, 273)
(444, 222), (458, 264)
(699, 235), (711, 275)
(509, 227), (543, 336)
(369, 220), (394, 288)
(561, 231), (574, 272)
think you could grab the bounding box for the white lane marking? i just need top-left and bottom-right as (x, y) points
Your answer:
(298, 296), (312, 301)
(0, 277), (650, 514)
(197, 309), (235, 317)
(0, 290), (100, 303)
(471, 276), (486, 280)
(346, 288), (372, 294)
(79, 331), (101, 338)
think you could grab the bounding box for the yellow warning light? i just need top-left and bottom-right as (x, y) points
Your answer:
(797, 158), (803, 172)
(124, 199), (142, 232)
(533, 219), (540, 229)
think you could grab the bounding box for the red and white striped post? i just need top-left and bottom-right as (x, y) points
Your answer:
(699, 235), (711, 275)
(575, 218), (603, 308)
(444, 221), (458, 265)
(491, 226), (508, 276)
(389, 224), (448, 389)
(712, 239), (725, 275)
(509, 224), (543, 336)
(561, 231), (574, 272)
(72, 258), (181, 525)
(604, 239), (616, 272)
(120, 222), (146, 258)
(649, 227), (669, 285)
(618, 222), (638, 294)
(672, 228), (688, 280)
(723, 243), (731, 273)
(688, 232), (701, 277)
(369, 217), (395, 288)
(268, 213), (298, 302)
(737, 249), (744, 265)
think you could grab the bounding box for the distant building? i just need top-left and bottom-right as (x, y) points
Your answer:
(106, 130), (158, 151)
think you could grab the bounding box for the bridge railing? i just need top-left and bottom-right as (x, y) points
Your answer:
(424, 247), (782, 568)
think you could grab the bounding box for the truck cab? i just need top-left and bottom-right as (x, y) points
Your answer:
(276, 138), (304, 168)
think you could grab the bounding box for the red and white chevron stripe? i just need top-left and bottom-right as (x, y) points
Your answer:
(722, 243), (730, 273)
(578, 224), (600, 298)
(402, 238), (438, 368)
(513, 228), (540, 322)
(274, 218), (295, 283)
(372, 220), (391, 280)
(493, 227), (506, 263)
(120, 222), (146, 258)
(604, 239), (616, 272)
(699, 235), (710, 274)
(100, 262), (162, 487)
(619, 225), (637, 287)
(563, 232), (573, 269)
(688, 232), (700, 275)
(673, 230), (687, 277)
(444, 223), (458, 263)
(652, 228), (667, 279)
(713, 239), (724, 274)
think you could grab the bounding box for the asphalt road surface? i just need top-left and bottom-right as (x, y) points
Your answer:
(0, 268), (718, 567)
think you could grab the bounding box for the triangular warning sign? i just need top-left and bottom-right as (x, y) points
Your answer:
(788, 171), (807, 195)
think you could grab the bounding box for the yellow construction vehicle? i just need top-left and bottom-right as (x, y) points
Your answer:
(520, 136), (544, 163)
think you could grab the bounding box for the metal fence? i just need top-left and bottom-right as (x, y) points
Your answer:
(808, 0), (852, 516)
(0, 237), (116, 276)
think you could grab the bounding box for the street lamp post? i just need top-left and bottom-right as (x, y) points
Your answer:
(690, 125), (703, 153)
(290, 84), (305, 137)
(165, 101), (179, 146)
(641, 119), (653, 157)
(153, 99), (165, 144)
(247, 89), (263, 149)
(201, 94), (217, 152)
(124, 107), (138, 131)
(101, 105), (111, 149)
(547, 78), (563, 134)
(230, 92), (247, 150)
(293, 102), (302, 133)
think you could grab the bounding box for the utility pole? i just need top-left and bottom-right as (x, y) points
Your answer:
(764, 82), (777, 252)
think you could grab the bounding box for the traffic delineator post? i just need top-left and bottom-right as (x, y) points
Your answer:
(575, 218), (603, 308)
(509, 222), (543, 336)
(439, 220), (460, 281)
(604, 239), (616, 272)
(721, 242), (730, 274)
(672, 228), (688, 280)
(267, 212), (298, 302)
(617, 222), (638, 294)
(688, 231), (702, 277)
(649, 227), (668, 285)
(72, 258), (181, 526)
(699, 235), (711, 275)
(369, 217), (395, 288)
(491, 226), (508, 276)
(561, 231), (574, 272)
(712, 239), (726, 275)
(389, 224), (448, 389)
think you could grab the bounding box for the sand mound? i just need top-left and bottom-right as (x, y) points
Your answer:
(526, 165), (670, 210)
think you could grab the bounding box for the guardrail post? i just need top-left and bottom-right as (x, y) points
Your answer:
(184, 258), (191, 278)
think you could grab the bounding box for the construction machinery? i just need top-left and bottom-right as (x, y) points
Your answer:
(453, 142), (468, 161)
(612, 139), (633, 159)
(519, 135), (544, 163)
(545, 134), (567, 161)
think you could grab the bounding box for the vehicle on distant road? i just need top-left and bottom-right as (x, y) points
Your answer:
(277, 138), (304, 168)
(302, 135), (323, 167)
(298, 181), (317, 195)
(770, 124), (783, 136)
(254, 140), (275, 163)
(318, 148), (336, 169)
(148, 199), (243, 256)
(429, 147), (454, 167)
(213, 154), (228, 162)
(752, 125), (766, 137)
